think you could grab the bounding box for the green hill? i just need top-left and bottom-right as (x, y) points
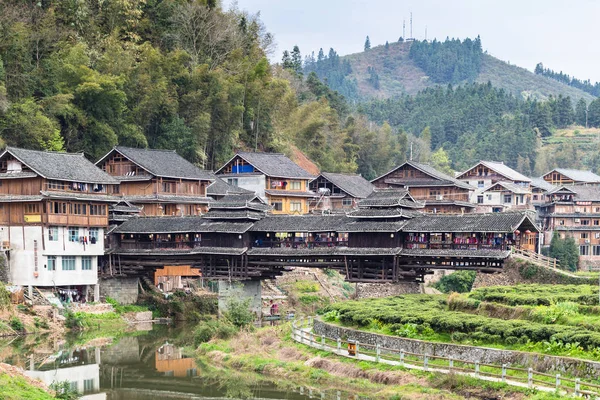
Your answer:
(334, 41), (594, 102)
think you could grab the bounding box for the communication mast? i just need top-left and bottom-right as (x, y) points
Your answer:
(403, 20), (405, 39)
(410, 12), (413, 38)
(425, 26), (427, 41)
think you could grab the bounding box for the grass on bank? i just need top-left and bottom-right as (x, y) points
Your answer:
(0, 372), (55, 400)
(195, 322), (569, 400)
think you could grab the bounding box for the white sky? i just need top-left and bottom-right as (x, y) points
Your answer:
(227, 0), (600, 82)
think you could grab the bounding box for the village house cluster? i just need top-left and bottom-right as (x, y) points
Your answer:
(0, 145), (597, 302)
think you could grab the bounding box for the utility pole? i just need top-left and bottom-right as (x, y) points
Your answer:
(586, 104), (589, 129)
(255, 99), (261, 152)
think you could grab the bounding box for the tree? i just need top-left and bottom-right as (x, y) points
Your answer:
(385, 41), (389, 50)
(282, 50), (292, 69)
(291, 45), (302, 74)
(575, 98), (588, 127)
(549, 232), (579, 272)
(398, 36), (404, 43)
(430, 147), (453, 175)
(364, 36), (371, 51)
(588, 98), (600, 128)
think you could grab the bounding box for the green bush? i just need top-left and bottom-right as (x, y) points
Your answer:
(433, 271), (476, 293)
(33, 317), (49, 330)
(65, 311), (84, 330)
(294, 281), (319, 293)
(9, 316), (24, 332)
(0, 282), (10, 310)
(519, 263), (539, 279)
(505, 336), (519, 345)
(224, 298), (255, 328)
(194, 319), (238, 346)
(50, 381), (79, 400)
(451, 332), (467, 342)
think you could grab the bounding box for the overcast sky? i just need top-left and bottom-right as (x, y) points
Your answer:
(227, 0), (600, 82)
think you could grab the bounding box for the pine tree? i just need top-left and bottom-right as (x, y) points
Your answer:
(364, 36), (371, 51)
(291, 45), (302, 74)
(575, 98), (588, 126)
(385, 41), (389, 50)
(398, 37), (404, 43)
(282, 50), (293, 70)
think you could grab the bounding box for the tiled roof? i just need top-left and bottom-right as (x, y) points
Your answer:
(114, 216), (252, 234)
(400, 248), (511, 259)
(480, 181), (531, 195)
(347, 207), (422, 219)
(340, 220), (408, 232)
(569, 185), (600, 201)
(202, 209), (266, 220)
(458, 161), (531, 183)
(530, 177), (556, 192)
(42, 191), (121, 202)
(3, 147), (118, 184)
(250, 215), (348, 232)
(358, 188), (424, 208)
(122, 195), (212, 204)
(317, 172), (374, 198)
(374, 161), (474, 190)
(209, 201), (271, 212)
(264, 189), (317, 198)
(97, 146), (215, 180)
(0, 195), (44, 203)
(547, 168), (600, 183)
(423, 200), (476, 208)
(402, 212), (538, 233)
(206, 177), (253, 196)
(0, 172), (38, 179)
(217, 152), (315, 179)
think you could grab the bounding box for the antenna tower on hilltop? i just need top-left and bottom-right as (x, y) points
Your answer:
(425, 26), (427, 41)
(410, 12), (413, 38)
(403, 20), (405, 39)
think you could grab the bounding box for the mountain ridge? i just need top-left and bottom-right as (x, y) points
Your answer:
(328, 41), (594, 102)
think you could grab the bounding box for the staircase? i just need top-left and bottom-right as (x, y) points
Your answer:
(510, 247), (578, 277)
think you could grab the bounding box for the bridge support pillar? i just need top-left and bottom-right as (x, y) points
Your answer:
(218, 280), (262, 319)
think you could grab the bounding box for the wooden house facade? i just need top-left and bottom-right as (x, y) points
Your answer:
(538, 185), (600, 270)
(96, 146), (214, 217)
(371, 161), (475, 214)
(309, 172), (374, 212)
(542, 169), (600, 186)
(0, 147), (119, 299)
(216, 152), (316, 214)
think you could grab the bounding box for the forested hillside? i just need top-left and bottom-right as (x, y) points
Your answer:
(535, 63), (600, 97)
(0, 0), (405, 176)
(305, 39), (594, 103)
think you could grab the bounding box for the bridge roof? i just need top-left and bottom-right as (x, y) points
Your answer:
(250, 215), (349, 232)
(114, 216), (252, 234)
(402, 212), (538, 233)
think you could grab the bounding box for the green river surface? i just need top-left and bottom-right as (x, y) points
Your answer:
(0, 323), (348, 400)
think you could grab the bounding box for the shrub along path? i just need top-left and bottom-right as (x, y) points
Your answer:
(293, 321), (571, 396)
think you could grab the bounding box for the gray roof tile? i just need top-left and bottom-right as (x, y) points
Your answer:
(98, 146), (215, 180)
(402, 212), (538, 233)
(114, 216), (252, 234)
(250, 215), (348, 232)
(458, 161), (531, 182)
(548, 168), (600, 183)
(217, 152), (315, 179)
(317, 172), (374, 198)
(3, 147), (118, 184)
(374, 161), (474, 190)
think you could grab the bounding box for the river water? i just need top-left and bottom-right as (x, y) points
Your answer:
(0, 323), (342, 400)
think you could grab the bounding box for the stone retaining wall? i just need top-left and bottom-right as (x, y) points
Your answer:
(313, 319), (600, 379)
(99, 277), (139, 305)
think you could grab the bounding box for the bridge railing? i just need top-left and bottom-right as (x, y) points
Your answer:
(252, 240), (349, 249)
(511, 246), (560, 269)
(291, 317), (600, 397)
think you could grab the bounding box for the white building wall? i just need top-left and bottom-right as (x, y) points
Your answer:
(1, 226), (103, 287)
(226, 175), (266, 201)
(25, 364), (101, 394)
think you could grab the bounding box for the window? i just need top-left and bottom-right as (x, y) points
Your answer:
(227, 178), (238, 187)
(486, 194), (492, 201)
(62, 256), (76, 271)
(477, 195), (484, 204)
(271, 200), (283, 211)
(83, 379), (94, 393)
(82, 256), (92, 271)
(162, 182), (175, 193)
(503, 195), (512, 204)
(90, 204), (106, 216)
(593, 246), (600, 256)
(51, 202), (67, 214)
(68, 227), (79, 242)
(477, 180), (484, 188)
(47, 256), (56, 271)
(580, 245), (590, 256)
(289, 181), (301, 190)
(533, 195), (538, 201)
(595, 220), (600, 226)
(48, 180), (65, 190)
(290, 201), (302, 212)
(24, 203), (40, 214)
(70, 203), (87, 215)
(581, 232), (589, 239)
(582, 219), (590, 225)
(69, 382), (78, 392)
(342, 198), (353, 206)
(48, 226), (58, 241)
(559, 220), (565, 225)
(111, 184), (120, 194)
(89, 228), (99, 242)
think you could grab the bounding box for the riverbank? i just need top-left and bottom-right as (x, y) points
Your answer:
(195, 322), (566, 399)
(0, 362), (55, 400)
